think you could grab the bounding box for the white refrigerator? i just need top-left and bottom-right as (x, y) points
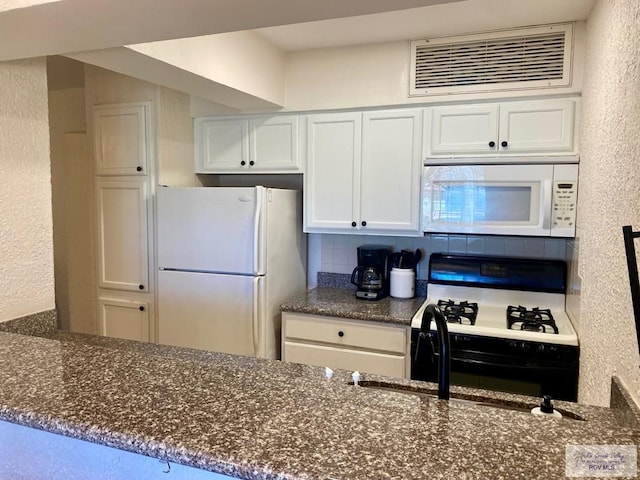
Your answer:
(157, 186), (306, 359)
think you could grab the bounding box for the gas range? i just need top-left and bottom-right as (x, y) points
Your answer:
(410, 254), (579, 401)
(411, 284), (578, 346)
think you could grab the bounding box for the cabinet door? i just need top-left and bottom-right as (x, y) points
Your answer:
(195, 117), (248, 172)
(94, 103), (149, 176)
(360, 109), (423, 234)
(499, 99), (576, 153)
(99, 297), (150, 342)
(304, 113), (361, 232)
(283, 341), (406, 378)
(428, 104), (499, 155)
(96, 180), (149, 292)
(249, 115), (300, 172)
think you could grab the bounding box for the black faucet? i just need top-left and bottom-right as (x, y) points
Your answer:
(416, 304), (450, 400)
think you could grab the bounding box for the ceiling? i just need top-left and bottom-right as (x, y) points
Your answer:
(1, 0), (595, 62)
(0, 0), (461, 61)
(254, 0), (596, 52)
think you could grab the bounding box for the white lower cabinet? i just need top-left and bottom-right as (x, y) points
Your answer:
(98, 297), (150, 342)
(282, 313), (410, 378)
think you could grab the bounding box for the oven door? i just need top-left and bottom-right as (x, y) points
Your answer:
(411, 329), (579, 402)
(422, 164), (553, 236)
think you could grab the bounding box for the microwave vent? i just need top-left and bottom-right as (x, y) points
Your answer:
(410, 24), (573, 96)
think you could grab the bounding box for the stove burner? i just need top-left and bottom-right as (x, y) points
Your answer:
(437, 299), (478, 325)
(507, 305), (558, 334)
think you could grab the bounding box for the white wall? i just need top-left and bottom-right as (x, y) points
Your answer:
(575, 0), (640, 406)
(48, 86), (93, 333)
(279, 23), (586, 112)
(157, 88), (199, 187)
(129, 31), (286, 108)
(0, 58), (54, 320)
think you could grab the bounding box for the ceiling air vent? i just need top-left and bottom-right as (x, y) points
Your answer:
(410, 24), (573, 96)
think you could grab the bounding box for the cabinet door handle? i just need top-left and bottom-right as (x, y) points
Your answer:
(139, 306), (145, 311)
(488, 141), (496, 148)
(361, 221), (367, 227)
(501, 140), (508, 148)
(240, 160), (246, 166)
(338, 331), (344, 337)
(138, 284), (144, 290)
(249, 160), (255, 166)
(136, 166), (143, 172)
(351, 221), (357, 227)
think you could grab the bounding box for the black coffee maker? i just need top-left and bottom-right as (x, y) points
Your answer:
(351, 245), (391, 300)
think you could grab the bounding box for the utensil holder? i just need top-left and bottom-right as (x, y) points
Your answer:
(390, 268), (415, 299)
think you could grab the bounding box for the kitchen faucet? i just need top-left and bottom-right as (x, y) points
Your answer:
(417, 304), (450, 400)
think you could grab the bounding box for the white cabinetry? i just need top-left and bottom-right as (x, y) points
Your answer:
(426, 98), (578, 157)
(195, 115), (300, 173)
(304, 108), (423, 236)
(93, 102), (155, 343)
(98, 297), (150, 342)
(282, 313), (410, 378)
(96, 180), (149, 292)
(93, 103), (150, 175)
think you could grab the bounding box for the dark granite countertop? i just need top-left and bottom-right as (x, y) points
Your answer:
(0, 328), (639, 480)
(280, 287), (426, 326)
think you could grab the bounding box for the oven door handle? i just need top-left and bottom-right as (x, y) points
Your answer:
(451, 357), (574, 374)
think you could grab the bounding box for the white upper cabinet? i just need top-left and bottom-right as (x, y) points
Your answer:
(429, 104), (500, 155)
(305, 112), (361, 231)
(195, 115), (301, 173)
(249, 116), (300, 171)
(360, 109), (423, 233)
(498, 99), (576, 153)
(304, 109), (423, 236)
(96, 180), (149, 293)
(426, 97), (579, 157)
(94, 103), (150, 176)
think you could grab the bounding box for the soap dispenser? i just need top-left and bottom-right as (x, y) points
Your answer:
(531, 395), (562, 419)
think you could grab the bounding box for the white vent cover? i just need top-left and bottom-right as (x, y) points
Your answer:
(410, 24), (573, 96)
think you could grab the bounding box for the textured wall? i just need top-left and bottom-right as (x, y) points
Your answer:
(0, 58), (54, 319)
(578, 0), (640, 406)
(157, 88), (199, 187)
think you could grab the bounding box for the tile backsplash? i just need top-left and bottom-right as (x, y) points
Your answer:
(309, 233), (568, 287)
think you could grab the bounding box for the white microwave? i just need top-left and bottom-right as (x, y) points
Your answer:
(422, 163), (578, 237)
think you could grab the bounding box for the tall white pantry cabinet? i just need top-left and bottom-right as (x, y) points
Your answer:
(93, 102), (154, 342)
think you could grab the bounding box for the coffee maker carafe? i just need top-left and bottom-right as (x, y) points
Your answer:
(351, 245), (391, 300)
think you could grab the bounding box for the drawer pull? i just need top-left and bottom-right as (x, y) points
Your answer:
(338, 330), (344, 337)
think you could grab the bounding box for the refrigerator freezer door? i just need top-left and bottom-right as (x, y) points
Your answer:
(158, 270), (261, 356)
(157, 187), (265, 275)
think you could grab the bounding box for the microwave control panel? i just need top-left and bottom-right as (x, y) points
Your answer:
(552, 182), (577, 228)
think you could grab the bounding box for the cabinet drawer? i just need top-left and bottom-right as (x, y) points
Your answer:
(283, 341), (406, 378)
(283, 313), (407, 354)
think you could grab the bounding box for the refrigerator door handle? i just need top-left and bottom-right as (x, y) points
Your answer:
(253, 187), (264, 275)
(252, 276), (261, 357)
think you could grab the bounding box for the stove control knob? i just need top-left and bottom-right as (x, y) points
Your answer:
(538, 344), (545, 353)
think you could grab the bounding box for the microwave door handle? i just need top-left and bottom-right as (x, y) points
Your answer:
(542, 179), (552, 231)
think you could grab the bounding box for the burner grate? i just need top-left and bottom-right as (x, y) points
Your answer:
(506, 305), (558, 334)
(437, 299), (478, 325)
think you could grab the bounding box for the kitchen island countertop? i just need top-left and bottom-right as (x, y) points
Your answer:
(0, 328), (639, 480)
(280, 287), (426, 325)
